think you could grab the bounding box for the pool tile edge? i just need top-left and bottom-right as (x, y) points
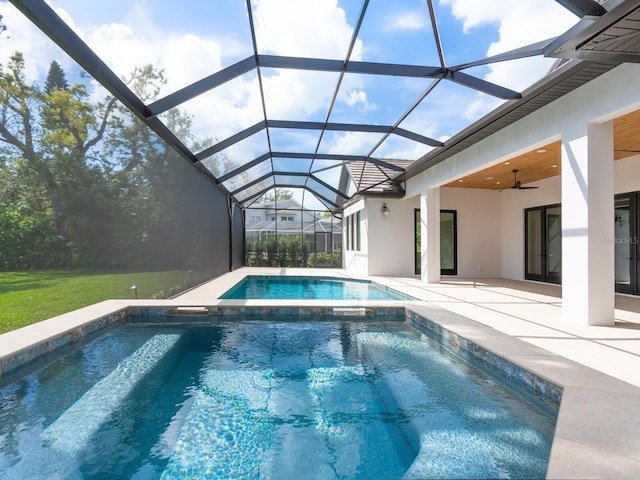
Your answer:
(403, 303), (640, 477)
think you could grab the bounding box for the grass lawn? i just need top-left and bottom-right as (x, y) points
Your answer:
(0, 270), (195, 334)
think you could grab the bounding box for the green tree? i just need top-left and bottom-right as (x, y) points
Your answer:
(44, 61), (69, 94)
(0, 52), (117, 240)
(257, 188), (294, 204)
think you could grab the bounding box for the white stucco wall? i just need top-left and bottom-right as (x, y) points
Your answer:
(615, 154), (640, 194)
(367, 197), (420, 277)
(343, 199), (367, 275)
(440, 187), (502, 278)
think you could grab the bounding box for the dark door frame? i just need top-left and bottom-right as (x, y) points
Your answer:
(524, 203), (561, 284)
(440, 210), (458, 276)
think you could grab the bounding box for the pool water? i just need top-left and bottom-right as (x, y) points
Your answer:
(0, 318), (557, 479)
(221, 275), (416, 300)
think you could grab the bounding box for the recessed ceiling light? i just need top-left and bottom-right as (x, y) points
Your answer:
(458, 179), (463, 182)
(537, 149), (547, 153)
(551, 164), (557, 168)
(496, 181), (501, 184)
(486, 176), (494, 180)
(505, 162), (510, 165)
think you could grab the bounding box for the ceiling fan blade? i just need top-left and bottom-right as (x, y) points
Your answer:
(509, 169), (539, 189)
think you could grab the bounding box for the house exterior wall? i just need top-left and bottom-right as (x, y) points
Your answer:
(343, 197), (420, 276)
(367, 197), (420, 277)
(343, 199), (367, 274)
(440, 188), (502, 278)
(615, 155), (640, 194)
(348, 63), (640, 302)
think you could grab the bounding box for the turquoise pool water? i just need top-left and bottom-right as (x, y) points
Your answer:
(221, 275), (416, 300)
(0, 317), (557, 479)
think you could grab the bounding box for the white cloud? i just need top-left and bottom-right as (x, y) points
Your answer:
(438, 0), (502, 34)
(162, 35), (223, 92)
(0, 3), (71, 82)
(340, 89), (377, 114)
(461, 95), (502, 122)
(345, 89), (366, 107)
(262, 69), (337, 120)
(386, 11), (428, 32)
(327, 132), (383, 156)
(439, 0), (578, 90)
(86, 22), (158, 83)
(252, 0), (361, 60)
(379, 139), (433, 161)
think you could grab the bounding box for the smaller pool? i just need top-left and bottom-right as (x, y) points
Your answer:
(220, 276), (416, 301)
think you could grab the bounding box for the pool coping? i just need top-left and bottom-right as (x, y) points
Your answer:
(1, 299), (639, 478)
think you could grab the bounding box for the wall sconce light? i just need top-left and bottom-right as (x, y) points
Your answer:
(381, 203), (390, 218)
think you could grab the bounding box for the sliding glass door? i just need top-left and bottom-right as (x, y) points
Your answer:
(615, 192), (640, 294)
(525, 204), (561, 284)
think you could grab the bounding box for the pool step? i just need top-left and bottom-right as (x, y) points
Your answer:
(42, 333), (184, 452)
(160, 369), (279, 479)
(162, 363), (415, 478)
(306, 365), (411, 479)
(356, 332), (502, 479)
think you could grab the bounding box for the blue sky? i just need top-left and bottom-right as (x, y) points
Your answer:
(0, 0), (579, 209)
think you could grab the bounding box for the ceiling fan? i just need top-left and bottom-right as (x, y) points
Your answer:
(510, 169), (538, 190)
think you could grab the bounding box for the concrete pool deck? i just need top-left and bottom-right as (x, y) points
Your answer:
(1, 266), (639, 478)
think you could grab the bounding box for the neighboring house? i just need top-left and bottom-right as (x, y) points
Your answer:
(245, 199), (342, 254)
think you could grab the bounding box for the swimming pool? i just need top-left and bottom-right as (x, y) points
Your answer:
(220, 275), (416, 300)
(0, 313), (557, 479)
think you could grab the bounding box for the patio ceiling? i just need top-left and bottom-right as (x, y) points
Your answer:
(442, 108), (640, 190)
(8, 0), (640, 211)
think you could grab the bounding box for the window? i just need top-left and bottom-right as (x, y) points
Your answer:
(350, 215), (355, 250)
(414, 209), (420, 275)
(356, 211), (361, 251)
(345, 212), (361, 252)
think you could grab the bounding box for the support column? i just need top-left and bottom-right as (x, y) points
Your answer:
(421, 187), (440, 283)
(561, 121), (615, 326)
